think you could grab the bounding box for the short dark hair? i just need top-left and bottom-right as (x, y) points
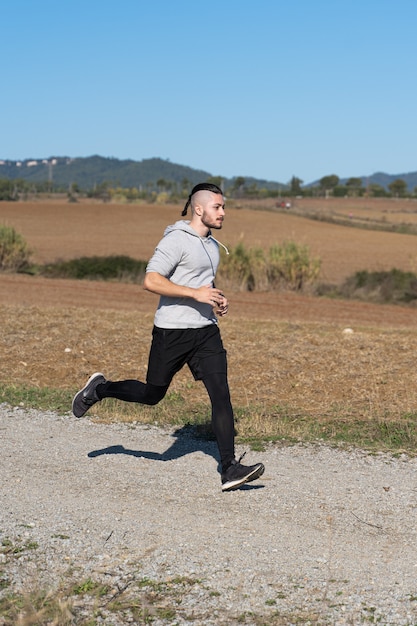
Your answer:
(181, 182), (223, 216)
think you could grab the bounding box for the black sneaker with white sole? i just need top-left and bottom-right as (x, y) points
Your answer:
(72, 372), (106, 418)
(221, 455), (265, 492)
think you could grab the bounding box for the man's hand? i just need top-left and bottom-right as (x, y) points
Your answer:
(194, 285), (229, 316)
(215, 293), (229, 317)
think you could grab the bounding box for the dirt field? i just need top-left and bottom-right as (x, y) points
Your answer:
(1, 197), (417, 422)
(1, 196), (417, 316)
(1, 197), (417, 284)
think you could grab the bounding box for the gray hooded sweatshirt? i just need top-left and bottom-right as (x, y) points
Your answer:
(146, 220), (224, 329)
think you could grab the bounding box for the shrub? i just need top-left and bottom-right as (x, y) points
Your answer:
(340, 268), (417, 304)
(0, 179), (17, 201)
(218, 241), (260, 291)
(266, 241), (321, 290)
(41, 255), (147, 282)
(218, 240), (321, 291)
(0, 224), (32, 272)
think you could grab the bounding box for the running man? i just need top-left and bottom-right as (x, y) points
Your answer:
(72, 182), (264, 491)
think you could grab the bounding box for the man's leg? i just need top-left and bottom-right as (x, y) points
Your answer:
(202, 372), (235, 471)
(97, 380), (168, 405)
(72, 325), (177, 418)
(202, 371), (265, 491)
(72, 375), (169, 418)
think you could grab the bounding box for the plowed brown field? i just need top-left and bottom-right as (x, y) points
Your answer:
(1, 197), (417, 421)
(2, 197), (417, 284)
(1, 197), (417, 322)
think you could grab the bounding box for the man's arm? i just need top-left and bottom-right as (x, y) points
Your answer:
(144, 272), (227, 308)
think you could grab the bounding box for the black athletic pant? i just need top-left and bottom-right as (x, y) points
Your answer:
(97, 372), (235, 470)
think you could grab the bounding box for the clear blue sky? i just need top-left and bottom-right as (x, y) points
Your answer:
(2, 0), (416, 185)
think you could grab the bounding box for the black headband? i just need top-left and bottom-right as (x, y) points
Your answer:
(181, 182), (223, 216)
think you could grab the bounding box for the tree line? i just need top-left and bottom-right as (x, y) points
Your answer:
(300, 174), (413, 199)
(0, 173), (415, 202)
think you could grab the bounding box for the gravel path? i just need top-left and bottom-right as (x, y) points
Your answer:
(1, 405), (417, 625)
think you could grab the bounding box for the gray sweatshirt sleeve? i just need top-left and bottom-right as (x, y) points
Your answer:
(146, 232), (183, 278)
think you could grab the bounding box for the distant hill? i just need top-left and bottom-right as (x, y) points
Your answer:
(315, 171), (417, 191)
(0, 155), (287, 191)
(1, 155), (416, 191)
(356, 171), (417, 191)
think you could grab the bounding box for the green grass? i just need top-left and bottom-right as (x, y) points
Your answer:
(2, 384), (417, 456)
(0, 385), (72, 413)
(233, 406), (417, 455)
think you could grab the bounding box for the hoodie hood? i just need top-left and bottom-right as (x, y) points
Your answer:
(163, 220), (198, 238)
(163, 220), (229, 255)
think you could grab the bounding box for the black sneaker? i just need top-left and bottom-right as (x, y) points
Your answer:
(221, 454), (265, 492)
(72, 372), (106, 418)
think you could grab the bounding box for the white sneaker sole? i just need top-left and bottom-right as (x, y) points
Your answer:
(221, 463), (265, 492)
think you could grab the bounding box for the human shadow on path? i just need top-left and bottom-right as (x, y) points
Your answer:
(88, 424), (218, 463)
(87, 424), (264, 490)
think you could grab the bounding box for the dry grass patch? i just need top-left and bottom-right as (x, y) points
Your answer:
(2, 305), (417, 452)
(2, 197), (417, 451)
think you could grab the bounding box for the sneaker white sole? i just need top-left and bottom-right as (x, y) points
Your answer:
(221, 463), (265, 492)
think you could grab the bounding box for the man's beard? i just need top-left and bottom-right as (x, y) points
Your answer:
(202, 212), (223, 230)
